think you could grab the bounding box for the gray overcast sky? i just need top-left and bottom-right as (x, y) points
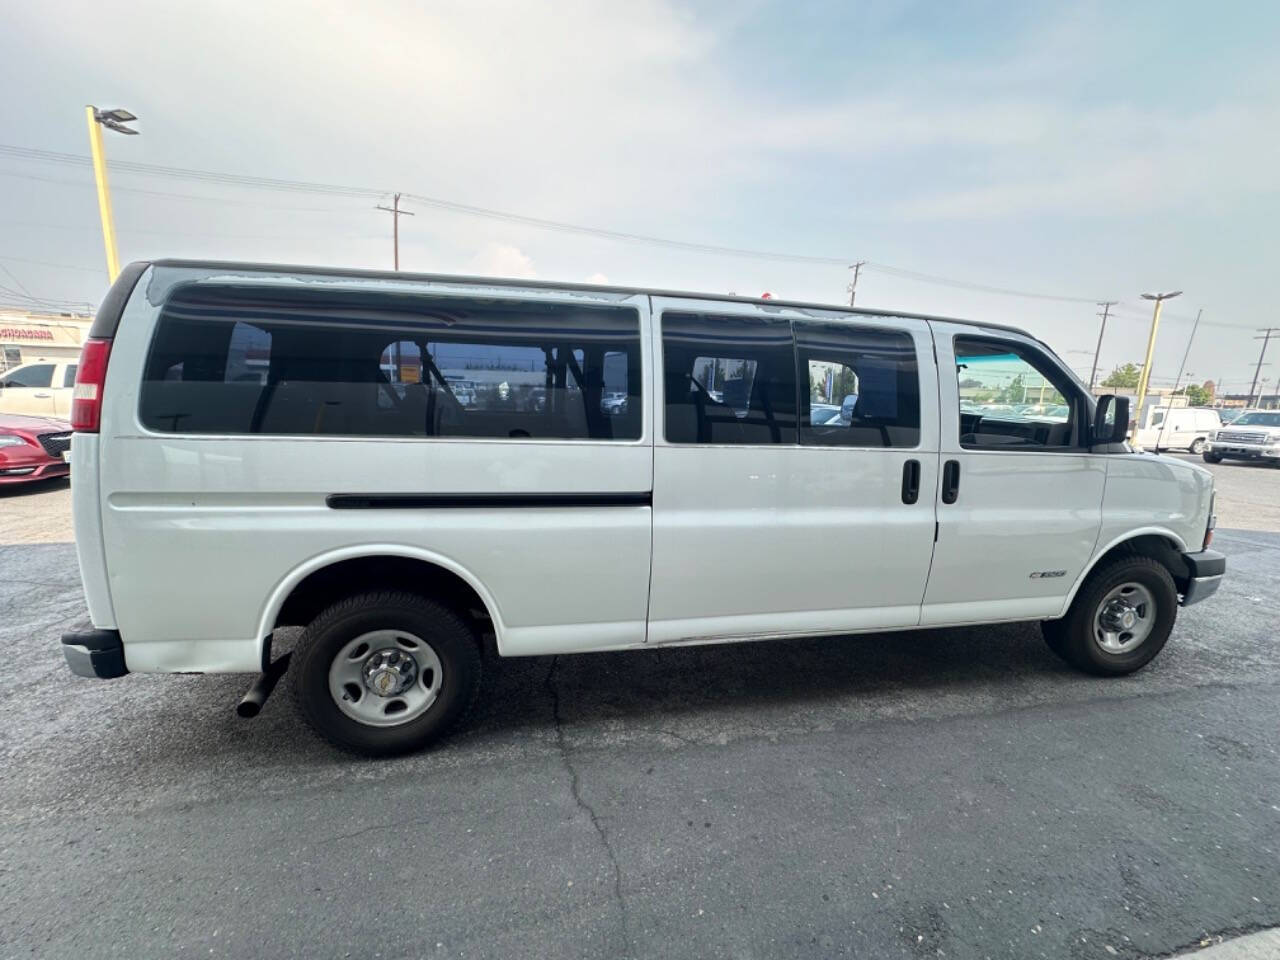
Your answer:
(3, 0), (1278, 394)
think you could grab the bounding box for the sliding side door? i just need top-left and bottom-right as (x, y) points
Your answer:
(646, 298), (939, 645)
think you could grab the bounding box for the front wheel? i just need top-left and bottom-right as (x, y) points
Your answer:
(1041, 556), (1177, 676)
(290, 591), (482, 756)
(1202, 451), (1223, 464)
(1189, 437), (1206, 455)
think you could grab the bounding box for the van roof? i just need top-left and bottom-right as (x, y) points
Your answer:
(106, 258), (1041, 344)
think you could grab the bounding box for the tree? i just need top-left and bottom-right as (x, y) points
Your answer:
(1183, 383), (1209, 406)
(1102, 363), (1141, 389)
(995, 373), (1026, 404)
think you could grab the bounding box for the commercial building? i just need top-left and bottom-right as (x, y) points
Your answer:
(0, 307), (91, 371)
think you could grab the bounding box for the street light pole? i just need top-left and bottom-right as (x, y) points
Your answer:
(1132, 290), (1182, 439)
(85, 106), (138, 284)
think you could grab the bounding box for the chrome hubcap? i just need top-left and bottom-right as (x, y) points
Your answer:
(328, 630), (444, 727)
(1094, 582), (1156, 654)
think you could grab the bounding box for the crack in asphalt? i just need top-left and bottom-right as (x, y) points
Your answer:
(544, 657), (632, 960)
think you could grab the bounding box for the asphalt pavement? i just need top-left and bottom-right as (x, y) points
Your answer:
(1, 457), (1278, 959)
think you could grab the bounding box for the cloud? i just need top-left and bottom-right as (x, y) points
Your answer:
(584, 272), (610, 285)
(466, 242), (537, 279)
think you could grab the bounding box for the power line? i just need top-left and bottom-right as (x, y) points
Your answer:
(0, 168), (369, 213)
(864, 262), (1102, 305)
(0, 261), (36, 299)
(0, 142), (1266, 331)
(0, 254), (111, 275)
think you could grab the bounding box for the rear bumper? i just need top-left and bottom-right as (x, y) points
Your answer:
(1180, 549), (1225, 606)
(61, 628), (128, 679)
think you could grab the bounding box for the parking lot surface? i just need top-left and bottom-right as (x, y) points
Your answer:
(1, 457), (1277, 959)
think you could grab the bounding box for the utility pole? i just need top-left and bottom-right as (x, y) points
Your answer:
(1171, 307), (1203, 396)
(847, 261), (866, 306)
(1089, 301), (1117, 391)
(1132, 290), (1182, 440)
(375, 193), (415, 270)
(85, 106), (138, 283)
(1249, 327), (1280, 404)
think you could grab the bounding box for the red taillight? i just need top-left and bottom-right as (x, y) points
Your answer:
(71, 337), (113, 433)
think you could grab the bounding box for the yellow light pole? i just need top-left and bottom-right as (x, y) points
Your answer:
(1132, 290), (1182, 439)
(85, 106), (138, 283)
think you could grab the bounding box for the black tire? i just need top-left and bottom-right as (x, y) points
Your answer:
(1041, 556), (1178, 676)
(290, 591), (482, 756)
(1189, 437), (1206, 455)
(1202, 451), (1223, 464)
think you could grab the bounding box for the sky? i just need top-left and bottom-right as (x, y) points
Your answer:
(2, 0), (1279, 395)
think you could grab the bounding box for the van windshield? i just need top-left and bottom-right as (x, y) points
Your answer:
(1230, 412), (1280, 427)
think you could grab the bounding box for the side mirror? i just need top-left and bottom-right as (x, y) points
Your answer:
(1093, 395), (1130, 445)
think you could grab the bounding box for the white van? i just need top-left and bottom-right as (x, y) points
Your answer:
(0, 358), (77, 417)
(61, 261), (1225, 755)
(1134, 405), (1222, 454)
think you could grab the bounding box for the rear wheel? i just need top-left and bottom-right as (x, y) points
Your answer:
(1041, 556), (1177, 676)
(1202, 451), (1223, 464)
(1189, 437), (1206, 455)
(290, 591), (482, 756)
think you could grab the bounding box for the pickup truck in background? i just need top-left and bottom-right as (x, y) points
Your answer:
(0, 359), (77, 418)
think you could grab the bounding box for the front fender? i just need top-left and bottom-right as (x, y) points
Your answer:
(1057, 526), (1190, 618)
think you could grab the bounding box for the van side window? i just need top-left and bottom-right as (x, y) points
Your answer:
(662, 312), (796, 445)
(796, 322), (920, 448)
(954, 337), (1079, 450)
(138, 288), (642, 440)
(63, 365), (78, 388)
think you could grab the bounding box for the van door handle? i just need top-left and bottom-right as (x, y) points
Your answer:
(901, 459), (921, 504)
(33, 392), (52, 398)
(941, 459), (961, 504)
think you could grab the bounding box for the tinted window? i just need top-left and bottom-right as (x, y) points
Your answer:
(955, 338), (1079, 450)
(2, 363), (54, 388)
(1230, 412), (1280, 427)
(140, 287), (642, 440)
(662, 312), (796, 444)
(63, 365), (78, 388)
(797, 322), (920, 448)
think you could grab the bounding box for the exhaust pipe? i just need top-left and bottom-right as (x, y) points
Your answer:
(236, 652), (292, 719)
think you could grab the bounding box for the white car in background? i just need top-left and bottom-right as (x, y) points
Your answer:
(1204, 410), (1280, 464)
(0, 358), (77, 418)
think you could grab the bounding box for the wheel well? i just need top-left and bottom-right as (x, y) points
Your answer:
(1092, 534), (1191, 593)
(274, 556), (496, 643)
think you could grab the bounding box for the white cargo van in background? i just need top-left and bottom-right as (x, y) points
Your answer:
(60, 261), (1225, 756)
(1134, 405), (1222, 453)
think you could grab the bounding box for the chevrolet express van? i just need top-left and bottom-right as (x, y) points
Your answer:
(61, 261), (1225, 755)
